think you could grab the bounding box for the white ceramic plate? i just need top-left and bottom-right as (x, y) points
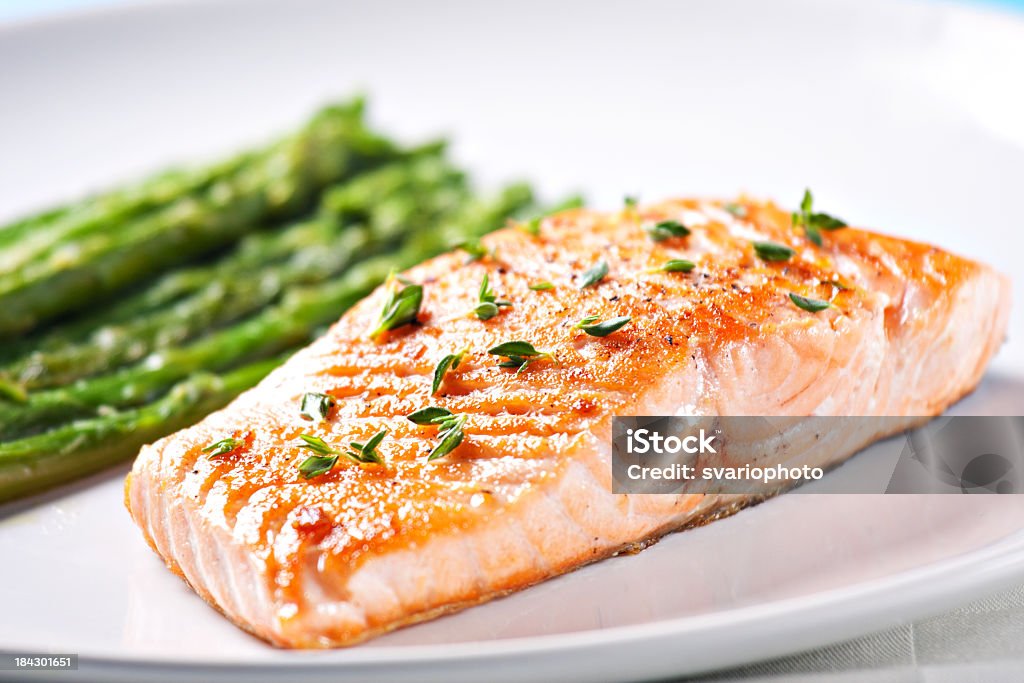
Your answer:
(1, 0), (1023, 680)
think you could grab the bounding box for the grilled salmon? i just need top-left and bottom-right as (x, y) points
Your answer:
(126, 196), (1010, 647)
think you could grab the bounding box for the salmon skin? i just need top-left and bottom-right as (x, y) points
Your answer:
(126, 196), (1010, 647)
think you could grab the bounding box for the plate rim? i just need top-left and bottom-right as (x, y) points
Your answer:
(5, 527), (1022, 682)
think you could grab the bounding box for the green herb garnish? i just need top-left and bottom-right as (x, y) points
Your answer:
(723, 202), (747, 218)
(406, 407), (467, 460)
(202, 436), (245, 457)
(529, 281), (554, 291)
(624, 195), (639, 209)
(297, 453), (338, 479)
(432, 348), (467, 395)
(297, 434), (337, 456)
(299, 392), (335, 422)
(574, 315), (631, 337)
(428, 413), (467, 460)
(407, 406), (454, 425)
(753, 241), (795, 262)
(654, 259), (696, 273)
(0, 376), (28, 404)
(521, 196), (584, 236)
(645, 220), (691, 242)
(475, 302), (500, 320)
(344, 429), (387, 464)
(791, 189), (847, 247)
(370, 276), (423, 338)
(789, 293), (833, 313)
(521, 217), (542, 236)
(488, 340), (554, 375)
(579, 261), (609, 289)
(473, 273), (512, 320)
(296, 431), (385, 477)
(455, 240), (488, 262)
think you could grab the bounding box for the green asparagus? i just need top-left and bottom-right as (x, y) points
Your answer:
(2, 222), (356, 388)
(0, 156), (467, 387)
(0, 101), (399, 338)
(0, 183), (535, 440)
(0, 357), (280, 502)
(0, 204), (72, 250)
(0, 154), (257, 275)
(0, 213), (315, 365)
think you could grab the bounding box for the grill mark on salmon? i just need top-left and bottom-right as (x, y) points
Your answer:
(127, 197), (1010, 647)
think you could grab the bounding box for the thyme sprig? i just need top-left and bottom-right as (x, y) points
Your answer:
(474, 273), (512, 320)
(753, 241), (795, 262)
(487, 340), (555, 375)
(574, 315), (631, 337)
(299, 392), (335, 422)
(202, 436), (245, 457)
(579, 261), (609, 289)
(296, 430), (386, 478)
(370, 274), (423, 338)
(646, 220), (690, 242)
(791, 189), (847, 247)
(432, 348), (468, 395)
(407, 407), (467, 460)
(789, 293), (834, 313)
(648, 259), (695, 273)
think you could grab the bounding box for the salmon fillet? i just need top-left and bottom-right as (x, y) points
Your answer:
(126, 197), (1010, 647)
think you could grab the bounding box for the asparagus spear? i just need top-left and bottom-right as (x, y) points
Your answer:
(0, 357), (280, 503)
(2, 222), (358, 388)
(1, 155), (466, 386)
(0, 101), (398, 338)
(0, 204), (71, 250)
(0, 99), (393, 270)
(0, 183), (535, 439)
(0, 214), (315, 366)
(0, 259), (387, 440)
(0, 154), (256, 275)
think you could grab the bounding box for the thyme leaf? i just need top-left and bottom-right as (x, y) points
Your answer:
(407, 406), (453, 425)
(791, 189), (847, 246)
(645, 220), (690, 242)
(299, 392), (335, 422)
(474, 273), (511, 320)
(654, 259), (695, 273)
(753, 241), (795, 262)
(579, 261), (609, 289)
(488, 340), (554, 375)
(345, 429), (387, 464)
(202, 436), (245, 457)
(789, 292), (833, 313)
(574, 315), (631, 337)
(432, 348), (467, 395)
(370, 276), (423, 338)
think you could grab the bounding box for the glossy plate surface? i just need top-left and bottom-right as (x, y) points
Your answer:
(1, 0), (1023, 680)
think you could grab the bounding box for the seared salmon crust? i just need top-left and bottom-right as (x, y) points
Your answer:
(127, 197), (1010, 647)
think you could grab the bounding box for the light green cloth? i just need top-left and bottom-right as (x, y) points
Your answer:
(684, 585), (1024, 681)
